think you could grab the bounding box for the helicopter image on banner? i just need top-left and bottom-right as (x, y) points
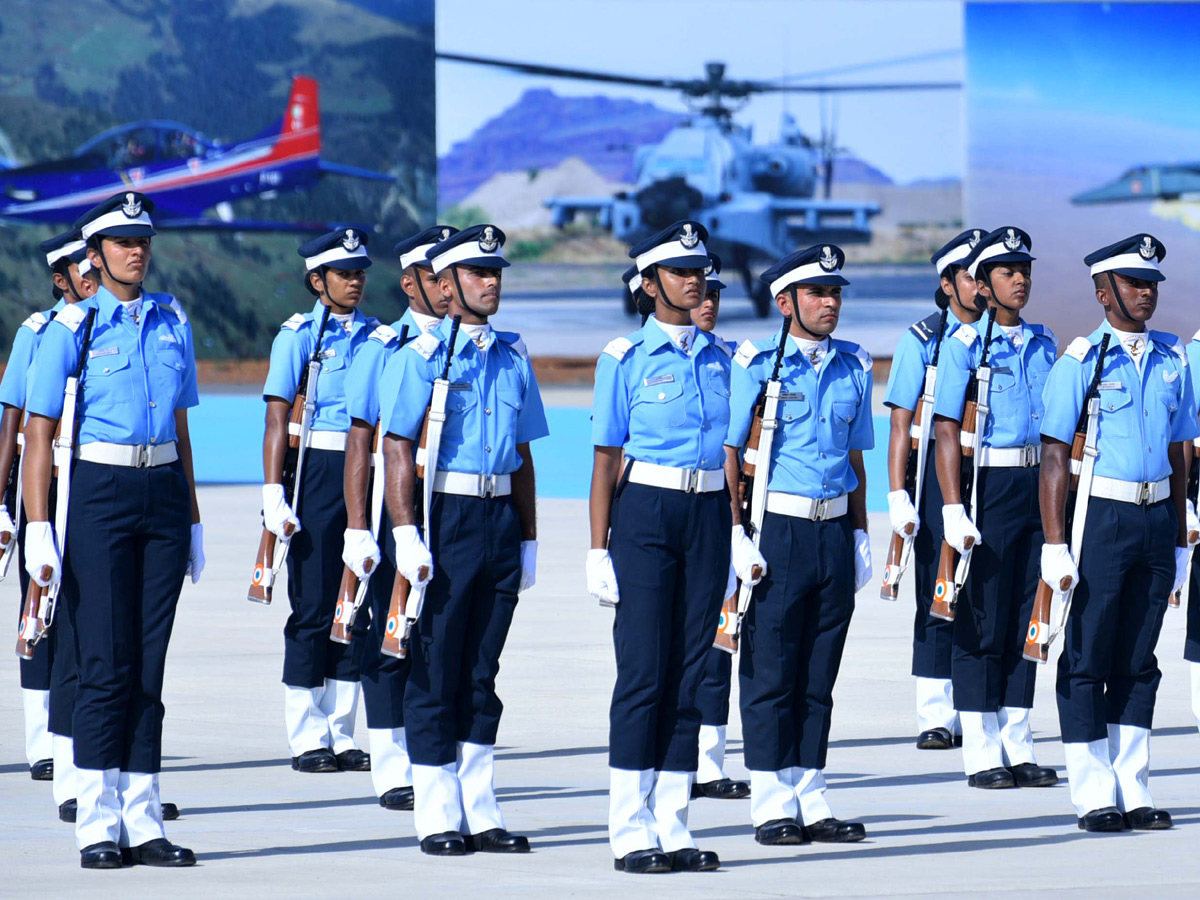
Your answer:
(439, 52), (960, 316)
(0, 75), (392, 232)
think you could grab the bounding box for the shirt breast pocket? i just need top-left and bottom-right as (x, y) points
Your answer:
(779, 394), (812, 428)
(1098, 386), (1133, 439)
(85, 352), (132, 406)
(635, 379), (687, 428)
(831, 399), (858, 448)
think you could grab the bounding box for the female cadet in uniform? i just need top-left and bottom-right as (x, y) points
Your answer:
(1186, 329), (1200, 729)
(261, 228), (378, 774)
(690, 255), (750, 802)
(932, 227), (1058, 791)
(23, 191), (203, 868)
(588, 220), (731, 874)
(1, 230), (95, 792)
(342, 224), (456, 811)
(882, 230), (984, 750)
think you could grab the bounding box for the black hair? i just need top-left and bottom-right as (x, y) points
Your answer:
(303, 266), (325, 297)
(49, 257), (72, 300)
(635, 264), (657, 321)
(933, 286), (950, 310)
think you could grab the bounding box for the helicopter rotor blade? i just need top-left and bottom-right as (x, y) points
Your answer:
(436, 51), (693, 92)
(774, 49), (961, 84)
(752, 81), (961, 93)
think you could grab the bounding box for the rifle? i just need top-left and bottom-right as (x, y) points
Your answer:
(714, 315), (791, 654)
(331, 325), (410, 644)
(1024, 334), (1111, 663)
(881, 299), (949, 600)
(381, 315), (461, 659)
(17, 308), (97, 659)
(931, 311), (996, 621)
(1174, 448), (1200, 609)
(248, 304), (333, 604)
(0, 431), (20, 580)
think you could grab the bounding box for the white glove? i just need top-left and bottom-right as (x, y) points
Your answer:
(725, 562), (738, 600)
(1040, 543), (1078, 593)
(186, 523), (205, 584)
(262, 483), (300, 541)
(886, 490), (920, 538)
(731, 526), (767, 586)
(586, 548), (620, 606)
(24, 521), (60, 588)
(853, 528), (872, 592)
(1174, 546), (1192, 596)
(392, 525), (433, 587)
(342, 528), (381, 580)
(941, 504), (981, 554)
(519, 540), (538, 592)
(0, 504), (15, 549)
(1186, 501), (1200, 547)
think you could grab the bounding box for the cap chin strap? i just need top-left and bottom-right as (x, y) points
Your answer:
(66, 275), (88, 304)
(787, 286), (825, 340)
(411, 265), (439, 317)
(316, 268), (354, 315)
(450, 266), (488, 321)
(95, 240), (137, 288)
(1105, 272), (1136, 323)
(651, 269), (690, 316)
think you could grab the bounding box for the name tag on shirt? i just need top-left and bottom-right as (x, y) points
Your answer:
(780, 391), (806, 401)
(319, 349), (337, 360)
(158, 333), (179, 344)
(1163, 370), (1179, 383)
(1098, 381), (1123, 391)
(991, 365), (1012, 375)
(447, 382), (471, 391)
(89, 346), (119, 359)
(643, 374), (675, 387)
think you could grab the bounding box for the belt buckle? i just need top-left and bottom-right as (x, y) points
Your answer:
(479, 474), (496, 498)
(684, 469), (700, 493)
(1022, 445), (1035, 467)
(1138, 482), (1151, 505)
(136, 445), (149, 468)
(813, 497), (830, 521)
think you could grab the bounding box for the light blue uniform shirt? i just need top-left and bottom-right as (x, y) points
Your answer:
(0, 300), (65, 410)
(25, 287), (198, 445)
(726, 333), (874, 498)
(384, 317), (549, 475)
(592, 318), (731, 470)
(884, 308), (968, 412)
(344, 309), (435, 426)
(933, 313), (1057, 448)
(262, 300), (378, 434)
(1188, 331), (1200, 411)
(1041, 321), (1199, 483)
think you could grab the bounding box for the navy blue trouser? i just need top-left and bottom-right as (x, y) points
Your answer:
(1057, 497), (1174, 744)
(913, 443), (953, 679)
(697, 647), (732, 727)
(740, 512), (854, 772)
(608, 483), (731, 772)
(66, 460), (189, 772)
(404, 493), (521, 767)
(951, 466), (1041, 712)
(361, 505), (408, 729)
(1185, 546), (1200, 664)
(282, 448), (365, 688)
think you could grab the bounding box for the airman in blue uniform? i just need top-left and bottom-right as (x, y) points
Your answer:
(932, 227), (1058, 790)
(342, 224), (458, 812)
(23, 192), (202, 868)
(589, 221), (730, 874)
(262, 227), (379, 775)
(689, 254), (750, 802)
(1, 231), (95, 810)
(383, 225), (548, 857)
(727, 244), (873, 848)
(1, 231), (93, 792)
(884, 230), (985, 751)
(1040, 234), (1198, 832)
(1184, 328), (1200, 729)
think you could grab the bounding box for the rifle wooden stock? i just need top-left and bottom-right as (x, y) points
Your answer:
(1023, 579), (1055, 663)
(247, 522), (294, 604)
(380, 571), (411, 659)
(330, 559), (374, 644)
(15, 569), (53, 660)
(960, 399), (978, 458)
(713, 591), (739, 654)
(930, 540), (960, 621)
(880, 524), (914, 601)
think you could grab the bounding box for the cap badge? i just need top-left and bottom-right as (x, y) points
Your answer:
(818, 246), (838, 271)
(1138, 236), (1155, 260)
(1003, 228), (1021, 251)
(679, 224), (700, 250)
(440, 228), (452, 242)
(121, 192), (142, 219)
(479, 226), (499, 253)
(969, 229), (982, 248)
(342, 229), (360, 252)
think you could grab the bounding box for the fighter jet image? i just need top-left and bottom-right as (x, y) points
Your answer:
(1072, 164), (1200, 204)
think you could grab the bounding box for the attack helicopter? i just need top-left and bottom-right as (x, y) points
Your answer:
(438, 52), (960, 315)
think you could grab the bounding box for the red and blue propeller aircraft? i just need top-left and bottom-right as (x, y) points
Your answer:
(0, 75), (391, 231)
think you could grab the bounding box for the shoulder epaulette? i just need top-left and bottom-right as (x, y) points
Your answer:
(20, 311), (50, 334)
(1192, 328), (1200, 344)
(57, 303), (87, 333)
(281, 312), (307, 332)
(1063, 336), (1091, 362)
(711, 336), (733, 358)
(365, 316), (381, 331)
(602, 336), (635, 362)
(834, 339), (872, 371)
(734, 338), (768, 369)
(951, 323), (978, 347)
(369, 324), (398, 346)
(908, 311), (943, 344)
(409, 332), (441, 360)
(1150, 330), (1187, 366)
(1029, 322), (1056, 347)
(496, 331), (528, 359)
(160, 296), (188, 325)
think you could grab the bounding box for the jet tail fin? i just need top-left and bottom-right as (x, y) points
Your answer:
(278, 75), (320, 157)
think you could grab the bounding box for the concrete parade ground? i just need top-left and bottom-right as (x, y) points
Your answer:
(3, 486), (1200, 899)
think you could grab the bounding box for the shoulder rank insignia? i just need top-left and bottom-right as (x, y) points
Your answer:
(409, 331), (441, 360)
(165, 297), (188, 325)
(369, 324), (398, 346)
(908, 311), (943, 344)
(952, 323), (978, 347)
(57, 303), (87, 333)
(1063, 336), (1092, 362)
(281, 312), (307, 332)
(20, 311), (50, 333)
(497, 332), (529, 359)
(733, 339), (764, 369)
(602, 336), (634, 362)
